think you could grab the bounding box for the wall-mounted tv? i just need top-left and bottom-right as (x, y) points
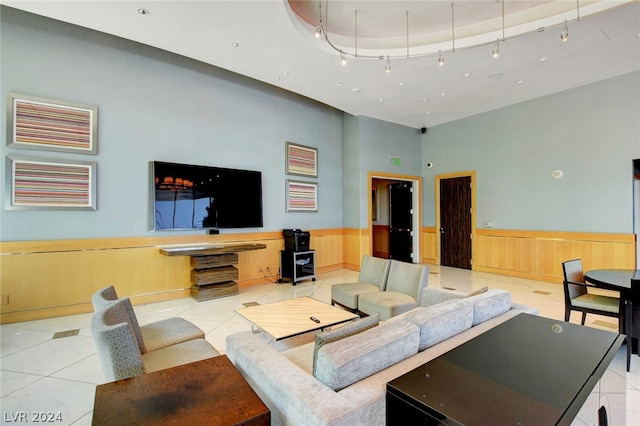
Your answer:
(151, 161), (263, 231)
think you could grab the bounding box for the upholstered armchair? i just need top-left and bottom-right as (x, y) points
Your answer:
(331, 256), (391, 313)
(91, 298), (219, 382)
(357, 260), (429, 320)
(92, 285), (204, 353)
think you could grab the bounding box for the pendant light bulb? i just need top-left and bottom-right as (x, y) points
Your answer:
(385, 55), (391, 73)
(492, 39), (500, 58)
(340, 51), (347, 66)
(315, 26), (322, 39)
(438, 50), (445, 66)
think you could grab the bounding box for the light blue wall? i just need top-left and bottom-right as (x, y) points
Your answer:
(342, 115), (423, 228)
(422, 71), (640, 233)
(0, 7), (344, 241)
(2, 7), (636, 242)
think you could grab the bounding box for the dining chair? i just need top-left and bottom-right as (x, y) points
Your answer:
(331, 256), (391, 313)
(91, 298), (219, 381)
(562, 259), (620, 330)
(92, 285), (205, 353)
(357, 260), (429, 320)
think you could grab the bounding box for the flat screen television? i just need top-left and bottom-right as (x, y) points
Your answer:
(151, 161), (263, 230)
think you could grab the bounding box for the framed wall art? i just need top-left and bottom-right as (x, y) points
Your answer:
(7, 93), (98, 154)
(286, 180), (317, 212)
(286, 141), (317, 177)
(6, 156), (97, 210)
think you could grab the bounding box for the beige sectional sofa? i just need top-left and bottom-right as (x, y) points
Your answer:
(226, 288), (538, 426)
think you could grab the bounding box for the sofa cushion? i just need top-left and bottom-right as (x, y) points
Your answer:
(465, 289), (511, 326)
(392, 301), (474, 351)
(312, 313), (380, 375)
(314, 319), (419, 391)
(357, 292), (418, 321)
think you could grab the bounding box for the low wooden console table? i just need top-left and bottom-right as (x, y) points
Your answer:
(160, 243), (266, 301)
(93, 355), (270, 425)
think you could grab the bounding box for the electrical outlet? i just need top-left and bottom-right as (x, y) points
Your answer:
(1, 295), (9, 305)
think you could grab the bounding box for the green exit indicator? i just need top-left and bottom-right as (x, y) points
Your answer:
(390, 156), (401, 166)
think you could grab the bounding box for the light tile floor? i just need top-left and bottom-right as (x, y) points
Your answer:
(1, 266), (638, 425)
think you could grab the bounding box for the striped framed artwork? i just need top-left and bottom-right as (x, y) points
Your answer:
(6, 156), (96, 210)
(286, 142), (317, 177)
(8, 93), (98, 154)
(286, 180), (317, 212)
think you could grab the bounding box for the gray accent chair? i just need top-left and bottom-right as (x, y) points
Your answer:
(331, 256), (391, 313)
(91, 298), (219, 382)
(357, 260), (429, 320)
(92, 285), (204, 353)
(562, 259), (619, 329)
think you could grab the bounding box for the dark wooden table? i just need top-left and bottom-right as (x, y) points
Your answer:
(387, 313), (624, 426)
(93, 355), (270, 425)
(585, 269), (640, 353)
(584, 269), (640, 303)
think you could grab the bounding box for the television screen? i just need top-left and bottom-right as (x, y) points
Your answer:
(152, 161), (263, 230)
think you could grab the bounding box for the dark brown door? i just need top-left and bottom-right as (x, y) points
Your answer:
(440, 176), (472, 269)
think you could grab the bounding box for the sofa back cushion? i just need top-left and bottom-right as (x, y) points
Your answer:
(391, 300), (474, 351)
(312, 313), (380, 375)
(465, 289), (511, 326)
(314, 319), (419, 391)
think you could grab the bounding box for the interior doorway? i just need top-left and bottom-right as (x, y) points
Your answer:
(370, 173), (421, 263)
(436, 171), (476, 269)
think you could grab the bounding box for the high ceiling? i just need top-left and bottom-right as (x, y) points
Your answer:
(2, 0), (639, 128)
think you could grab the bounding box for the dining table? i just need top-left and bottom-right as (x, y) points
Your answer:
(584, 269), (640, 304)
(584, 268), (640, 354)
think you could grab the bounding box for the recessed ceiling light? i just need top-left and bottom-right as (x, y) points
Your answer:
(440, 92), (446, 97)
(352, 88), (361, 93)
(517, 80), (524, 84)
(378, 98), (384, 102)
(425, 112), (430, 115)
(463, 73), (471, 77)
(423, 99), (429, 103)
(282, 71), (288, 76)
(540, 57), (548, 62)
(338, 82), (344, 86)
(398, 82), (405, 87)
(137, 8), (149, 15)
(231, 42), (240, 48)
(274, 76), (281, 80)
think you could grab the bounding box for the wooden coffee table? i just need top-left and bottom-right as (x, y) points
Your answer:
(92, 355), (269, 425)
(235, 297), (358, 341)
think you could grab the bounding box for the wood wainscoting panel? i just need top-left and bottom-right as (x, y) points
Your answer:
(311, 229), (345, 271)
(0, 229), (348, 323)
(474, 229), (635, 283)
(372, 225), (390, 259)
(421, 227), (437, 264)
